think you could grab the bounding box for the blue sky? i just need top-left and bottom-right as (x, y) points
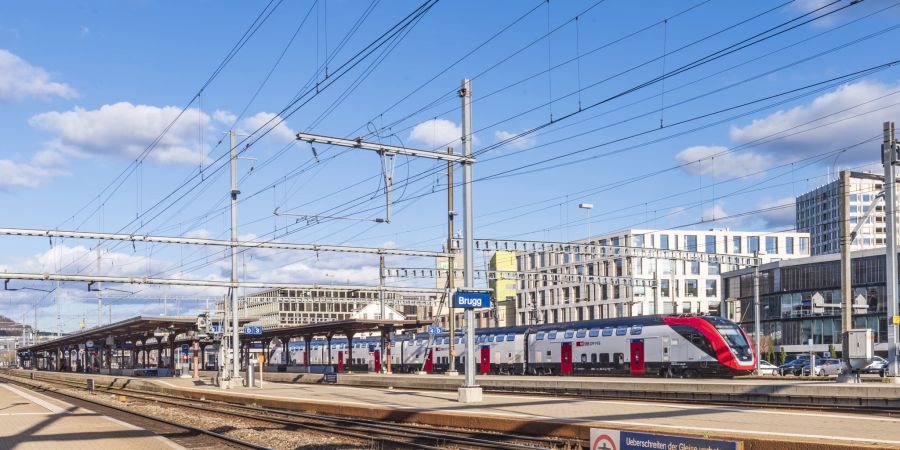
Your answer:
(2, 0), (900, 332)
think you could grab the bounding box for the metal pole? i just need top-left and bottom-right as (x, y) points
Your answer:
(883, 122), (899, 379)
(753, 258), (761, 375)
(230, 130), (241, 382)
(447, 147), (457, 374)
(379, 254), (385, 373)
(460, 78), (479, 398)
(839, 169), (855, 382)
(97, 246), (103, 327)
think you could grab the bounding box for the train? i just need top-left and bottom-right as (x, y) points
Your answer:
(270, 314), (756, 378)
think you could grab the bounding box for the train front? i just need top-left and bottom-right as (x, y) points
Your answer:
(665, 315), (756, 376)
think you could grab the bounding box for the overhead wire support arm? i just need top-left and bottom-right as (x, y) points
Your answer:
(295, 132), (474, 163)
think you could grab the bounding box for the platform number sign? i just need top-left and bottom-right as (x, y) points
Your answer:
(243, 325), (262, 335)
(427, 326), (442, 335)
(590, 428), (737, 450)
(210, 325), (223, 334)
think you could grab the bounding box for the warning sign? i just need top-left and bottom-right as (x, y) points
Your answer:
(590, 428), (737, 450)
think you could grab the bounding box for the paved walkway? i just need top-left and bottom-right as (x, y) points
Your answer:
(0, 380), (181, 450)
(159, 376), (900, 448)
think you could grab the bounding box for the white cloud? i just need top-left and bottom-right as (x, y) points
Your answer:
(182, 228), (214, 239)
(675, 145), (773, 179)
(213, 109), (237, 125)
(493, 129), (536, 150)
(699, 198), (796, 230)
(0, 49), (77, 101)
(0, 148), (70, 190)
(29, 102), (212, 165)
(729, 80), (900, 164)
(791, 0), (839, 27)
(240, 112), (296, 142)
(408, 119), (463, 148)
(80, 26), (90, 37)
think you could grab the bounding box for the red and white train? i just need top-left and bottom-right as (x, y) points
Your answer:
(278, 315), (756, 378)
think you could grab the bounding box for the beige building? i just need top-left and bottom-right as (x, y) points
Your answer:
(514, 228), (811, 326)
(221, 287), (436, 329)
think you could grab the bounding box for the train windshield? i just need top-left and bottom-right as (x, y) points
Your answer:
(715, 323), (752, 360)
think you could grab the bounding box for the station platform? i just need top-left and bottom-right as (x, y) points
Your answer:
(236, 369), (900, 409)
(0, 378), (180, 450)
(8, 369), (900, 449)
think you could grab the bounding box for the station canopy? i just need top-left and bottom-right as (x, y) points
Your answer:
(253, 319), (428, 341)
(17, 316), (202, 353)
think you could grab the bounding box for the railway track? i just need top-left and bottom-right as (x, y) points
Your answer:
(2, 373), (585, 450)
(0, 376), (271, 449)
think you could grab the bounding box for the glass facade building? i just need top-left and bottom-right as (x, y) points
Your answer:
(722, 248), (895, 352)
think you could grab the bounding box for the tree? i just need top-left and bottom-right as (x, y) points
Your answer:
(765, 347), (775, 365)
(828, 343), (837, 359)
(779, 346), (787, 365)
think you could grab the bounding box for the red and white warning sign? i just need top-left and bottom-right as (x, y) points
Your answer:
(590, 428), (620, 450)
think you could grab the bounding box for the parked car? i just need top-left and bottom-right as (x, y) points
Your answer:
(778, 359), (806, 376)
(757, 360), (778, 376)
(861, 356), (887, 376)
(783, 354), (809, 365)
(802, 358), (843, 376)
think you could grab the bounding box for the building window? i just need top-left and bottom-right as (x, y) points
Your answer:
(706, 279), (717, 297)
(748, 236), (759, 253)
(689, 261), (700, 275)
(799, 237), (809, 254)
(705, 235), (716, 253)
(732, 236), (742, 253)
(660, 279), (670, 297)
(659, 234), (669, 250)
(765, 236), (778, 254)
(633, 234), (644, 248)
(786, 237), (794, 254)
(685, 279), (698, 297)
(685, 235), (698, 251)
(708, 262), (720, 275)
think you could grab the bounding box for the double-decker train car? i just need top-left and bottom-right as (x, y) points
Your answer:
(269, 314), (754, 377)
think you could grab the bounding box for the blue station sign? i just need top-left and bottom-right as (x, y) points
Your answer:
(590, 428), (737, 450)
(452, 289), (491, 309)
(427, 326), (443, 335)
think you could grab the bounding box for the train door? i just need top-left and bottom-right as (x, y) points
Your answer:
(630, 339), (645, 375)
(560, 342), (573, 375)
(480, 346), (491, 373)
(424, 349), (434, 373)
(337, 351), (344, 372)
(373, 351), (382, 373)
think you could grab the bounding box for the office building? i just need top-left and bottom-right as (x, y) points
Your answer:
(796, 172), (888, 256)
(514, 228), (810, 326)
(722, 247), (896, 353)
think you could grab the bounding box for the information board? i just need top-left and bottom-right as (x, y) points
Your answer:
(590, 428), (737, 450)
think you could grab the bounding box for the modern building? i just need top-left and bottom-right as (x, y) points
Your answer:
(721, 247), (896, 353)
(513, 228), (810, 327)
(222, 287), (437, 329)
(796, 171), (888, 256)
(489, 251), (517, 327)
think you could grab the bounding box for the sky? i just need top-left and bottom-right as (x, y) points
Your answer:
(2, 0), (900, 333)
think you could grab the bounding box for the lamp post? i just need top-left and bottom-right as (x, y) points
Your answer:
(579, 203), (594, 240)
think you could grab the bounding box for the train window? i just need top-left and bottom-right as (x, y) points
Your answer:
(615, 326), (628, 336)
(591, 353), (597, 363)
(602, 327), (613, 336)
(581, 354), (587, 363)
(506, 333), (516, 341)
(546, 351), (552, 358)
(496, 335), (505, 342)
(575, 329), (587, 338)
(600, 353), (610, 364)
(588, 329), (600, 337)
(536, 333), (544, 341)
(614, 353), (625, 365)
(630, 325), (643, 335)
(456, 338), (463, 344)
(487, 335), (495, 342)
(564, 330), (575, 339)
(548, 331), (558, 340)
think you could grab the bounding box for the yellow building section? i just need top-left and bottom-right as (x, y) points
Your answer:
(489, 251), (518, 303)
